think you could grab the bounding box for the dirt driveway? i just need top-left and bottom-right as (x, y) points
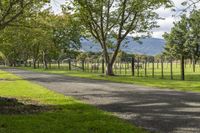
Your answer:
(4, 68), (200, 133)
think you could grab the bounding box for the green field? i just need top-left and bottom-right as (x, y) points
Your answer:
(21, 62), (200, 92)
(0, 70), (146, 133)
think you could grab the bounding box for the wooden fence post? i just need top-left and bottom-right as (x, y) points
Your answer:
(145, 57), (147, 77)
(137, 57), (140, 77)
(125, 61), (127, 76)
(152, 57), (155, 78)
(131, 57), (135, 76)
(69, 59), (71, 71)
(161, 57), (164, 79)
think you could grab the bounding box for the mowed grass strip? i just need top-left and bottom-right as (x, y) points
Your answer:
(21, 67), (200, 92)
(0, 70), (146, 133)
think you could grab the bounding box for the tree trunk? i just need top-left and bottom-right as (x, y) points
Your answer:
(131, 57), (135, 76)
(44, 60), (48, 69)
(82, 60), (85, 71)
(68, 59), (71, 71)
(33, 59), (37, 69)
(181, 55), (185, 81)
(102, 58), (105, 74)
(57, 61), (60, 69)
(170, 58), (173, 80)
(106, 63), (114, 76)
(192, 57), (196, 73)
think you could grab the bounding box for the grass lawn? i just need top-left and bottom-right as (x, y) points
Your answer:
(0, 70), (146, 133)
(21, 67), (200, 92)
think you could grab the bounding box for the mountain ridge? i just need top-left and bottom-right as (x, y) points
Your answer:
(80, 37), (166, 56)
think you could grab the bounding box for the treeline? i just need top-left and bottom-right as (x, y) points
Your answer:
(0, 8), (82, 69)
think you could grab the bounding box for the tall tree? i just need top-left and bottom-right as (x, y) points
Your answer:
(0, 8), (82, 69)
(52, 13), (82, 64)
(71, 0), (171, 75)
(163, 15), (190, 80)
(187, 10), (200, 72)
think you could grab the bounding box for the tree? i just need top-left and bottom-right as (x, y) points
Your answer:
(187, 10), (200, 72)
(52, 13), (82, 66)
(0, 7), (82, 69)
(71, 0), (171, 75)
(163, 15), (190, 80)
(0, 0), (48, 30)
(181, 0), (200, 11)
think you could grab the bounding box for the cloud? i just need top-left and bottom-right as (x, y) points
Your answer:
(50, 0), (188, 39)
(151, 0), (186, 38)
(51, 0), (66, 14)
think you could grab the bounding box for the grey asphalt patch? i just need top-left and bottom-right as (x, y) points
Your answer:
(3, 68), (200, 133)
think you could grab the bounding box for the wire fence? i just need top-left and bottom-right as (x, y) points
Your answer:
(26, 56), (200, 81)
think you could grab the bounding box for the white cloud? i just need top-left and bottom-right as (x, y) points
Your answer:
(151, 0), (187, 38)
(51, 0), (66, 13)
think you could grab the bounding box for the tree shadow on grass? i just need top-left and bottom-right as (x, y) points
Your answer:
(0, 97), (58, 115)
(0, 97), (144, 133)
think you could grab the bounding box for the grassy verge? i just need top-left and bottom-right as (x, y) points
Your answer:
(0, 70), (146, 133)
(21, 67), (200, 92)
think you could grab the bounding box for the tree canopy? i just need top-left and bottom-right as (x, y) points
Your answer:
(0, 7), (82, 68)
(70, 0), (172, 75)
(163, 9), (200, 80)
(0, 0), (49, 30)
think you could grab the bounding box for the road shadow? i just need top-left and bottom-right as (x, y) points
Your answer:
(91, 90), (200, 133)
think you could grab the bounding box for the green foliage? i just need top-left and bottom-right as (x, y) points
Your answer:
(0, 0), (49, 30)
(187, 10), (200, 61)
(70, 0), (172, 75)
(52, 14), (82, 61)
(181, 0), (200, 11)
(163, 15), (190, 59)
(163, 10), (200, 62)
(0, 7), (82, 68)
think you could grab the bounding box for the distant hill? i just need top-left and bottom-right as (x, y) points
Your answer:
(80, 37), (166, 56)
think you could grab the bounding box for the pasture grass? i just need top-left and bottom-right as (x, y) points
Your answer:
(21, 62), (200, 92)
(0, 70), (146, 133)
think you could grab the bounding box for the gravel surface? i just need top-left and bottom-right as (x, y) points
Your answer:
(3, 68), (200, 133)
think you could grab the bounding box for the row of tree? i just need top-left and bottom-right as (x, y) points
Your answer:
(1, 0), (200, 78)
(0, 2), (82, 69)
(163, 10), (200, 80)
(0, 0), (173, 76)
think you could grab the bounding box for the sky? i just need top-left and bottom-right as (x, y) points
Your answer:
(50, 0), (187, 39)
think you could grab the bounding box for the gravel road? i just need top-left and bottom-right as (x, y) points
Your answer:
(3, 68), (200, 133)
